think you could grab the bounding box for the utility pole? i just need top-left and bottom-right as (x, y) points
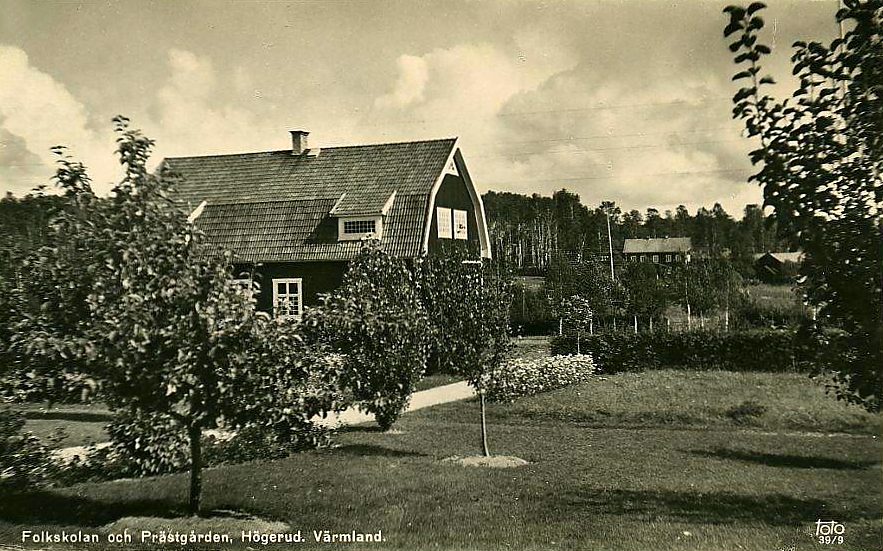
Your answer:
(605, 208), (615, 280)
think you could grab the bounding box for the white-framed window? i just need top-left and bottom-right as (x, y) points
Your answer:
(343, 219), (376, 234)
(453, 209), (468, 240)
(437, 207), (453, 239)
(652, 254), (659, 263)
(337, 216), (383, 241)
(272, 278), (303, 320)
(640, 255), (646, 262)
(665, 254), (672, 262)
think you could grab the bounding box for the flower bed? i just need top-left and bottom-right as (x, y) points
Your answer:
(485, 354), (596, 403)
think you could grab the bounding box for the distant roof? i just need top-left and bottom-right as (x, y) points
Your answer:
(163, 138), (457, 262)
(752, 251), (804, 263)
(622, 237), (692, 254)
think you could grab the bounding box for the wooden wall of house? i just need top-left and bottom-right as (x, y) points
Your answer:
(427, 173), (480, 256)
(234, 261), (347, 313)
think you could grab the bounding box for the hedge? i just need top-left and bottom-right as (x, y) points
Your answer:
(485, 354), (597, 402)
(550, 329), (818, 373)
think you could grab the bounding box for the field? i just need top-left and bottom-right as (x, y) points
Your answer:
(3, 338), (880, 550)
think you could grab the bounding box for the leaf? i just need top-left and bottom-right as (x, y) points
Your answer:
(732, 71), (752, 81)
(759, 75), (776, 85)
(746, 2), (766, 15)
(724, 22), (743, 37)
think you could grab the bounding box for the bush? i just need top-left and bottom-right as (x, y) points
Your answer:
(735, 299), (809, 328)
(101, 411), (332, 479)
(485, 354), (597, 403)
(550, 329), (816, 373)
(302, 242), (430, 430)
(0, 408), (61, 488)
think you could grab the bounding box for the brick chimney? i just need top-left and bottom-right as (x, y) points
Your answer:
(290, 130), (309, 155)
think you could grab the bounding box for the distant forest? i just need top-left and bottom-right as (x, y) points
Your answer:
(481, 189), (794, 273)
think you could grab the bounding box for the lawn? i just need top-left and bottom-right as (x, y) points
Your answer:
(2, 366), (880, 550)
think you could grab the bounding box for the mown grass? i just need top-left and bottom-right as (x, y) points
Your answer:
(416, 370), (881, 435)
(3, 337), (879, 550)
(2, 402), (880, 550)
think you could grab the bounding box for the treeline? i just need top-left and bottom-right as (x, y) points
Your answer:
(482, 189), (794, 272)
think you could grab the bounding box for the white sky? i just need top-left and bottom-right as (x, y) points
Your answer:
(0, 0), (839, 216)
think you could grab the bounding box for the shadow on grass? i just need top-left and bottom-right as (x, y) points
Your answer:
(690, 448), (881, 470)
(0, 489), (179, 527)
(331, 444), (426, 458)
(20, 411), (114, 422)
(337, 425), (384, 434)
(563, 489), (853, 526)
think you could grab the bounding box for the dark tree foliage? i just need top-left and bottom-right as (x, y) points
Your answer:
(14, 117), (340, 514)
(415, 251), (513, 456)
(724, 1), (882, 409)
(483, 189), (793, 274)
(302, 241), (431, 430)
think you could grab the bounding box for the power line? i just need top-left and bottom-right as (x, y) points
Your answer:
(348, 97), (733, 128)
(468, 137), (747, 159)
(488, 167), (754, 185)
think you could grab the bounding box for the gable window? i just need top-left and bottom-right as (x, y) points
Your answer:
(343, 219), (376, 234)
(437, 207), (453, 239)
(453, 209), (468, 240)
(273, 278), (303, 320)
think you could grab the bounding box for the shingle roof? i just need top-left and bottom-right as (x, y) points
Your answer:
(164, 139), (456, 262)
(622, 237), (692, 254)
(752, 251), (804, 263)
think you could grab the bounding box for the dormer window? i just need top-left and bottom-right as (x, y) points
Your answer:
(343, 219), (376, 234)
(331, 189), (395, 242)
(337, 216), (383, 241)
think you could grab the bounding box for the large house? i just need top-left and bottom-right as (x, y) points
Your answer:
(162, 130), (491, 319)
(622, 237), (692, 265)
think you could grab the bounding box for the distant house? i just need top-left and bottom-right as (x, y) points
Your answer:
(162, 130), (491, 319)
(752, 251), (803, 281)
(622, 237), (692, 265)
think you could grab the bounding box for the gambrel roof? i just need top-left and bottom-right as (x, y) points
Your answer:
(163, 138), (479, 262)
(622, 237), (693, 254)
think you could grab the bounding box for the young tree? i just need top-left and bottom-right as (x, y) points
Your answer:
(670, 258), (744, 328)
(561, 295), (593, 353)
(619, 263), (669, 330)
(15, 117), (338, 514)
(724, 1), (882, 409)
(415, 252), (512, 457)
(302, 241), (430, 430)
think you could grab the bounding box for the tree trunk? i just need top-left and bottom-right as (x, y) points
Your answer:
(479, 391), (490, 457)
(188, 425), (202, 516)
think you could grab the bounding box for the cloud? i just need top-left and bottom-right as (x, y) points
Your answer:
(0, 45), (116, 194)
(374, 55), (428, 108)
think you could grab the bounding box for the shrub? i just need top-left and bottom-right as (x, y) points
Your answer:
(485, 354), (597, 403)
(302, 242), (430, 431)
(735, 299), (809, 328)
(550, 329), (815, 373)
(0, 408), (61, 488)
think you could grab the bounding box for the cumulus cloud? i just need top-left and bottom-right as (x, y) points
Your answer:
(374, 55), (428, 108)
(0, 45), (116, 194)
